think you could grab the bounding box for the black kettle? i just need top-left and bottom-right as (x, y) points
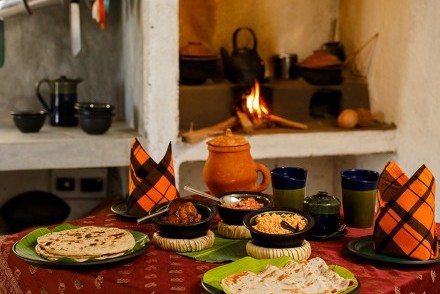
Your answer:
(220, 27), (265, 85)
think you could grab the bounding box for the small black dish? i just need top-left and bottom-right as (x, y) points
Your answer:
(10, 110), (47, 133)
(244, 207), (314, 248)
(111, 200), (146, 220)
(149, 199), (217, 239)
(216, 191), (273, 225)
(307, 227), (347, 241)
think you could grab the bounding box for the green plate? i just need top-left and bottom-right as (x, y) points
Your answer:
(202, 256), (359, 294)
(347, 235), (440, 266)
(12, 224), (149, 269)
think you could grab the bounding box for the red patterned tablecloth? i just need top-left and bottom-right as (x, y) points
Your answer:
(1, 207), (439, 294)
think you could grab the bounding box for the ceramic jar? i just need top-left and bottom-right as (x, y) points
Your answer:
(303, 191), (341, 236)
(203, 129), (270, 195)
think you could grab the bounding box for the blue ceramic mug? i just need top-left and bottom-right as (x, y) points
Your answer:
(271, 167), (307, 210)
(341, 169), (379, 228)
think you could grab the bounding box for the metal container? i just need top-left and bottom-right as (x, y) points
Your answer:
(272, 53), (298, 80)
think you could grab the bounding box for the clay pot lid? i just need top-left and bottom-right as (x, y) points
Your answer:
(207, 129), (248, 147)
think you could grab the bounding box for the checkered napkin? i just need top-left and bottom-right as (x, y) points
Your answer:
(373, 161), (438, 260)
(126, 138), (179, 215)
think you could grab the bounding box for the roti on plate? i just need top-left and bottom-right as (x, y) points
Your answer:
(221, 257), (354, 294)
(35, 226), (136, 262)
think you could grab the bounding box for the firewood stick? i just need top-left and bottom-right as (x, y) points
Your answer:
(235, 109), (253, 133)
(269, 114), (308, 130)
(181, 116), (238, 143)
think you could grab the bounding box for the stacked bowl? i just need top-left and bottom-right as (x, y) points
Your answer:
(74, 102), (114, 135)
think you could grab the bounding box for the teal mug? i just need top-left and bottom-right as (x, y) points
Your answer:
(271, 167), (307, 210)
(341, 169), (379, 228)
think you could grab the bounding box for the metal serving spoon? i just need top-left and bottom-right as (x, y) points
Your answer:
(183, 185), (240, 205)
(136, 198), (184, 224)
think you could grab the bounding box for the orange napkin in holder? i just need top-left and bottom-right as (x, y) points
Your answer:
(126, 138), (179, 216)
(373, 161), (438, 261)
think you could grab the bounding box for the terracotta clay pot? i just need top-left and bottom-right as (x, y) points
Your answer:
(203, 129), (270, 195)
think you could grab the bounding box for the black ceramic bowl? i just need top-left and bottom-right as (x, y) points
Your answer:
(10, 110), (47, 133)
(216, 192), (273, 225)
(179, 56), (219, 85)
(74, 102), (115, 113)
(243, 207), (314, 248)
(150, 199), (217, 239)
(76, 113), (114, 135)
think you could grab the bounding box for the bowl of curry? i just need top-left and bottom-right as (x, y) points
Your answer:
(149, 199), (217, 239)
(216, 192), (273, 225)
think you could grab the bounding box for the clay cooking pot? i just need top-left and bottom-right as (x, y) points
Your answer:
(203, 129), (270, 195)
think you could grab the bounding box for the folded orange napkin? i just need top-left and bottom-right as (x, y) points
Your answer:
(126, 138), (179, 215)
(373, 161), (438, 260)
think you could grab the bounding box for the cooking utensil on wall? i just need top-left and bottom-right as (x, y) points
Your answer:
(0, 20), (4, 67)
(321, 18), (346, 62)
(70, 0), (80, 55)
(0, 0), (31, 18)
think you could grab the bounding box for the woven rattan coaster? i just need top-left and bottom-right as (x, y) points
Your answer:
(217, 220), (251, 239)
(246, 240), (311, 260)
(152, 230), (215, 252)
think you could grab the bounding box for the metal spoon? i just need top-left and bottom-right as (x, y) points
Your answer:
(183, 185), (240, 205)
(324, 223), (347, 238)
(136, 198), (184, 224)
(280, 220), (299, 233)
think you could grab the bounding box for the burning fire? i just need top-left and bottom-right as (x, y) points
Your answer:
(242, 81), (270, 125)
(238, 80), (308, 131)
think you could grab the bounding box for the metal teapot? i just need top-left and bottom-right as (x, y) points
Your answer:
(36, 76), (82, 127)
(220, 27), (265, 85)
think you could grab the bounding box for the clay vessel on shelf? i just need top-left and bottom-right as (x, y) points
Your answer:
(203, 129), (270, 195)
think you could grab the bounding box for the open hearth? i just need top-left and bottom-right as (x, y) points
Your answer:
(179, 76), (372, 142)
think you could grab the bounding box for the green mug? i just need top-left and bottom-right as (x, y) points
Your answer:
(271, 167), (307, 210)
(341, 169), (379, 228)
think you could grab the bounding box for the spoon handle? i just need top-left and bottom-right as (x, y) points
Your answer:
(183, 185), (220, 202)
(137, 207), (169, 224)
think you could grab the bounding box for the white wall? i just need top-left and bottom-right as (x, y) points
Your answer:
(340, 0), (440, 220)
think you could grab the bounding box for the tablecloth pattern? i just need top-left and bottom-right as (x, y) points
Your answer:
(1, 207), (439, 294)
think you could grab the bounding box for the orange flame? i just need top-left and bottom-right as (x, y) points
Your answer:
(243, 81), (270, 123)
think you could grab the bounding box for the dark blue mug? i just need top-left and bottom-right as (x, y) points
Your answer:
(271, 167), (307, 209)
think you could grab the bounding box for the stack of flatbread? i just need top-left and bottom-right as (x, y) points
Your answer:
(221, 257), (354, 294)
(35, 226), (136, 262)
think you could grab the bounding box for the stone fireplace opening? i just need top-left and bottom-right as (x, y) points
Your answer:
(177, 1), (375, 142)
